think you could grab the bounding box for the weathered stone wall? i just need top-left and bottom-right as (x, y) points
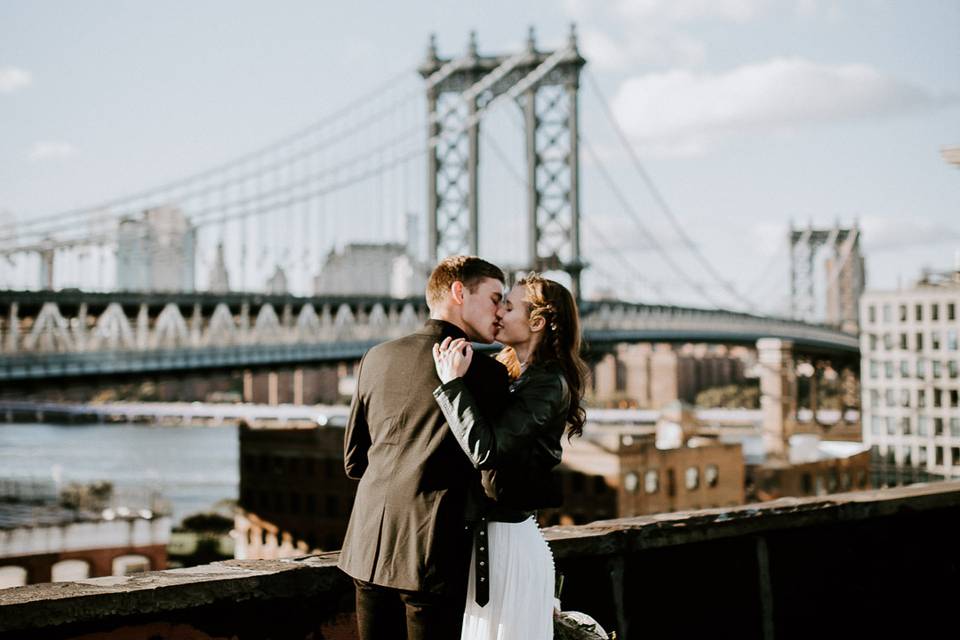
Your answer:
(1, 482), (958, 639)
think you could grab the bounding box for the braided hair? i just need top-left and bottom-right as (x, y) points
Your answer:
(516, 273), (588, 439)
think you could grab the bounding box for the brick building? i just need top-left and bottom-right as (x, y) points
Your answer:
(590, 343), (750, 409)
(236, 420), (354, 558)
(0, 505), (169, 588)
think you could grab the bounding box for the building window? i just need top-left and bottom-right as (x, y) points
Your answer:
(112, 554), (150, 576)
(705, 464), (719, 488)
(868, 305), (876, 323)
(51, 559), (90, 582)
(951, 418), (960, 438)
(916, 333), (924, 352)
(932, 331), (942, 350)
(883, 304), (893, 322)
(815, 475), (826, 495)
(949, 360), (958, 379)
(899, 333), (908, 350)
(0, 566), (27, 589)
(883, 333), (893, 350)
(915, 304), (923, 322)
(900, 416), (911, 435)
(950, 389), (959, 408)
(827, 470), (839, 493)
(801, 473), (813, 494)
(884, 361), (894, 379)
(953, 447), (960, 467)
(948, 303), (956, 321)
(933, 361), (943, 379)
(935, 417), (944, 436)
(932, 303), (940, 321)
(903, 447), (912, 466)
(870, 361), (879, 380)
(919, 446), (928, 467)
(917, 359), (926, 380)
(900, 389), (911, 407)
(934, 388), (943, 408)
(666, 468), (676, 497)
(885, 389), (895, 407)
(886, 416), (896, 436)
(868, 334), (877, 351)
(870, 416), (882, 435)
(935, 448), (944, 466)
(899, 304), (908, 322)
(643, 470), (658, 494)
(684, 466), (700, 491)
(918, 415), (929, 435)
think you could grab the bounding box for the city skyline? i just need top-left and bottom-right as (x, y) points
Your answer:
(1, 1), (958, 311)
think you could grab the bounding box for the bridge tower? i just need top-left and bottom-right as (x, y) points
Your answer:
(789, 222), (864, 332)
(419, 27), (586, 297)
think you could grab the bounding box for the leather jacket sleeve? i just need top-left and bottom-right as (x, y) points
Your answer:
(433, 367), (569, 471)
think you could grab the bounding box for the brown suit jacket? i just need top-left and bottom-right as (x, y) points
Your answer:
(337, 319), (510, 595)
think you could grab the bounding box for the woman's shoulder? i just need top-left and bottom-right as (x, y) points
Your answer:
(518, 361), (569, 398)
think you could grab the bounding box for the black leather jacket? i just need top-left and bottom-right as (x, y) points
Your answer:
(434, 360), (569, 522)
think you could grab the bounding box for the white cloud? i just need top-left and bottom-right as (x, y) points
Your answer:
(860, 215), (960, 252)
(0, 66), (32, 93)
(613, 0), (764, 23)
(581, 26), (705, 70)
(611, 58), (956, 155)
(28, 141), (78, 162)
(567, 0), (770, 24)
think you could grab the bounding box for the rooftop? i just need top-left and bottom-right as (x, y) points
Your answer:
(4, 481), (956, 638)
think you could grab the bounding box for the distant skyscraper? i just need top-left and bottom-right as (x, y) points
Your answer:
(266, 264), (288, 294)
(116, 206), (196, 292)
(207, 243), (231, 293)
(313, 242), (426, 297)
(861, 266), (960, 479)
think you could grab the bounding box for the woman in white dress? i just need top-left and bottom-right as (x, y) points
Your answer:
(432, 274), (588, 640)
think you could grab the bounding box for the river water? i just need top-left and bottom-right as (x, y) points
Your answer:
(0, 422), (238, 525)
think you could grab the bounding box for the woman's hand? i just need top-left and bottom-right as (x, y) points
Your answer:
(433, 336), (473, 384)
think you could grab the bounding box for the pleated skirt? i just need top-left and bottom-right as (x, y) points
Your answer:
(461, 516), (555, 640)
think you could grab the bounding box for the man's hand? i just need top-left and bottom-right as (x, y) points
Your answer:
(433, 337), (473, 384)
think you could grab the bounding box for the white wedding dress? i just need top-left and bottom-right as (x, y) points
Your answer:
(461, 516), (555, 640)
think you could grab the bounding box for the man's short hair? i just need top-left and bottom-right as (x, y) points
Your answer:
(426, 256), (505, 308)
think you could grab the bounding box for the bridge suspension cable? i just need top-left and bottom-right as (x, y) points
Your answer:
(480, 123), (667, 301)
(2, 68), (419, 247)
(584, 69), (756, 312)
(578, 133), (727, 309)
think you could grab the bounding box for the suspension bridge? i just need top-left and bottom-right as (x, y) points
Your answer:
(0, 27), (860, 417)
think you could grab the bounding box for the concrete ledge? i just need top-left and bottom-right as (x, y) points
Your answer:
(2, 482), (959, 638)
(0, 553), (349, 634)
(543, 480), (960, 557)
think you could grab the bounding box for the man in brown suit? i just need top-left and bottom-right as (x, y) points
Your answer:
(339, 256), (511, 640)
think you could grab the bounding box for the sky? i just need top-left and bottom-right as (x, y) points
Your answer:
(1, 0), (958, 313)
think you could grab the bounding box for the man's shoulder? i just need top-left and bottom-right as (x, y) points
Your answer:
(362, 330), (433, 362)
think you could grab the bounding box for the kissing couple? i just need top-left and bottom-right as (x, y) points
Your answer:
(339, 255), (588, 640)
